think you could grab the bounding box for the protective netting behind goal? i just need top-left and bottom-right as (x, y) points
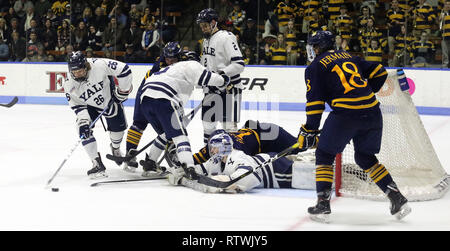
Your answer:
(335, 70), (450, 201)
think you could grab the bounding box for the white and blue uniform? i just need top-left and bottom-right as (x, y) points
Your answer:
(201, 30), (245, 141)
(63, 58), (132, 162)
(184, 150), (317, 193)
(136, 60), (229, 166)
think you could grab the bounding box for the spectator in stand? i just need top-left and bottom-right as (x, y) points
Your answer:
(228, 1), (246, 32)
(45, 53), (55, 62)
(284, 19), (299, 65)
(93, 7), (108, 34)
(108, 4), (127, 29)
(392, 24), (414, 67)
(357, 5), (375, 35)
(300, 0), (323, 35)
(0, 38), (9, 61)
(0, 18), (9, 44)
(103, 16), (124, 52)
(73, 21), (88, 51)
(123, 44), (141, 63)
(359, 18), (386, 53)
(36, 44), (47, 62)
(334, 5), (353, 46)
(4, 7), (20, 25)
(365, 39), (383, 64)
(386, 0), (406, 57)
(411, 0), (436, 39)
(41, 18), (57, 51)
(85, 47), (94, 58)
(265, 33), (287, 65)
(334, 34), (349, 51)
(275, 0), (298, 34)
(54, 21), (72, 52)
(439, 0), (450, 68)
(100, 0), (115, 15)
(80, 6), (94, 28)
(141, 21), (159, 62)
(26, 29), (43, 50)
(57, 43), (73, 62)
(128, 4), (142, 22)
(23, 5), (38, 32)
(397, 0), (414, 12)
(123, 19), (142, 52)
(241, 18), (257, 48)
(25, 19), (40, 40)
(87, 25), (102, 51)
(307, 9), (327, 35)
(140, 7), (154, 29)
(44, 8), (60, 30)
(22, 44), (39, 62)
(8, 31), (26, 61)
(60, 3), (77, 26)
(9, 17), (24, 39)
(410, 31), (435, 67)
(14, 0), (32, 19)
(241, 0), (258, 21)
(242, 45), (256, 65)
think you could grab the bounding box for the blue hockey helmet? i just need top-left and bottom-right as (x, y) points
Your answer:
(68, 51), (88, 82)
(208, 130), (233, 163)
(163, 41), (182, 58)
(196, 8), (219, 24)
(307, 30), (335, 51)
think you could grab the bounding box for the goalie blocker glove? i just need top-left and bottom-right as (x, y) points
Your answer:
(297, 124), (320, 150)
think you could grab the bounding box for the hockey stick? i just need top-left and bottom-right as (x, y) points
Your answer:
(195, 142), (301, 189)
(90, 176), (167, 187)
(45, 102), (113, 188)
(106, 100), (204, 163)
(0, 96), (18, 108)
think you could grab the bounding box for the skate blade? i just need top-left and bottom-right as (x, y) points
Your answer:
(89, 171), (108, 180)
(394, 204), (411, 220)
(309, 213), (330, 223)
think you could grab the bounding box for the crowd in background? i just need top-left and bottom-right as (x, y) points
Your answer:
(0, 0), (449, 68)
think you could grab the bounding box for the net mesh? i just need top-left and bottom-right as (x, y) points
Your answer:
(338, 71), (449, 201)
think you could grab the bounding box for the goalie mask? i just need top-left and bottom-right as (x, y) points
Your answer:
(208, 130), (233, 164)
(68, 51), (88, 82)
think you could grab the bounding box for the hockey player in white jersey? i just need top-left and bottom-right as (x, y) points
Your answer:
(63, 51), (133, 178)
(135, 44), (231, 179)
(168, 130), (317, 193)
(197, 8), (245, 144)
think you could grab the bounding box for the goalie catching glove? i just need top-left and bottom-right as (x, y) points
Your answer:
(297, 124), (320, 150)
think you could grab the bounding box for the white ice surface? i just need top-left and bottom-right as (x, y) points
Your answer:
(1, 104), (449, 230)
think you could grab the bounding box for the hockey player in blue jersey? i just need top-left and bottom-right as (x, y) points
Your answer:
(298, 30), (411, 222)
(189, 120), (302, 165)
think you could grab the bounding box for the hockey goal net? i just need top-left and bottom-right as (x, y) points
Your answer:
(334, 70), (450, 201)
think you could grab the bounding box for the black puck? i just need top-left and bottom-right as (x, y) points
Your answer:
(52, 187), (59, 192)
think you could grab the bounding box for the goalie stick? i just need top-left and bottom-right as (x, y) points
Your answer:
(0, 96), (18, 108)
(90, 176), (167, 187)
(46, 101), (113, 188)
(195, 142), (301, 189)
(106, 99), (204, 163)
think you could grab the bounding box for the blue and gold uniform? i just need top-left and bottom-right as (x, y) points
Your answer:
(193, 121), (299, 164)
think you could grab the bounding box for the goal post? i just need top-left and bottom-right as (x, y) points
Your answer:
(334, 70), (450, 201)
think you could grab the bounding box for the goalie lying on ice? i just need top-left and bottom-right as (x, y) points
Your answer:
(168, 131), (317, 193)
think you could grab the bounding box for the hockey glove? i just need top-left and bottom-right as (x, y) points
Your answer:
(297, 124), (320, 150)
(217, 70), (232, 92)
(112, 87), (130, 104)
(79, 122), (92, 139)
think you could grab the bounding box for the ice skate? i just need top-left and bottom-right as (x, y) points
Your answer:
(87, 154), (108, 179)
(308, 190), (331, 223)
(123, 150), (138, 173)
(110, 143), (123, 166)
(386, 183), (411, 220)
(140, 154), (168, 178)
